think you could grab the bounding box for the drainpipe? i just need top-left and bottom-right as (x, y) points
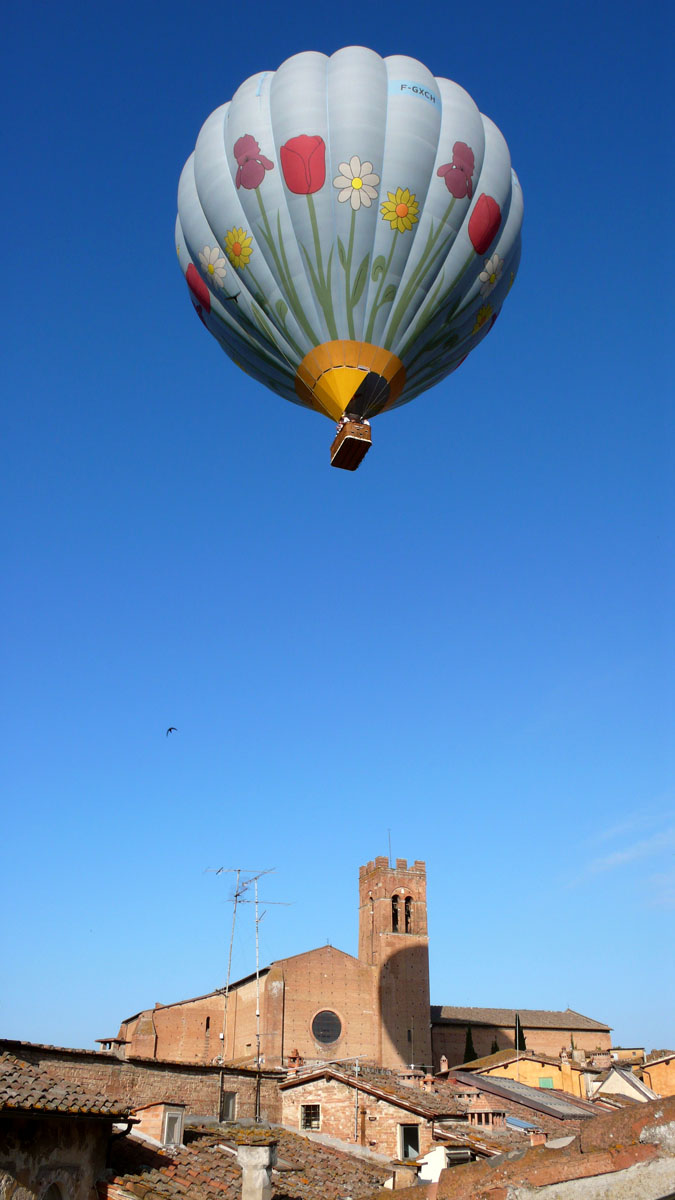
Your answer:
(353, 1059), (360, 1142)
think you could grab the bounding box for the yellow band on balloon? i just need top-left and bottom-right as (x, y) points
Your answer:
(294, 340), (406, 421)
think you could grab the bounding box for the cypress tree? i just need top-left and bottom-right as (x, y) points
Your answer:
(515, 1012), (527, 1051)
(463, 1024), (477, 1063)
(490, 1037), (500, 1055)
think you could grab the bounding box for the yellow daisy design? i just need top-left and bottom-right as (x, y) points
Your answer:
(472, 303), (493, 333)
(380, 187), (419, 233)
(225, 227), (253, 269)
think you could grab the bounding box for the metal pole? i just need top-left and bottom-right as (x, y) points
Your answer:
(222, 868), (241, 1058)
(254, 876), (261, 1071)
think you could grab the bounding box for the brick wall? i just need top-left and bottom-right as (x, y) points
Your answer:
(281, 1076), (436, 1160)
(0, 1043), (281, 1124)
(122, 993), (228, 1065)
(431, 1024), (611, 1069)
(274, 947), (378, 1068)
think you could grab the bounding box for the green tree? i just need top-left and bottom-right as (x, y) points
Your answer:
(490, 1038), (500, 1055)
(463, 1024), (477, 1063)
(515, 1012), (527, 1052)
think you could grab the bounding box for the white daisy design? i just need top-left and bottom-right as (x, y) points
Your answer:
(198, 245), (227, 289)
(333, 156), (380, 210)
(479, 253), (504, 297)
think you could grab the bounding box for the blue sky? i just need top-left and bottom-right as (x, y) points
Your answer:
(2, 0), (672, 1056)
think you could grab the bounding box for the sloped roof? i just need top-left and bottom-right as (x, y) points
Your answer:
(104, 1122), (391, 1200)
(644, 1049), (675, 1066)
(432, 1094), (675, 1199)
(0, 1050), (130, 1117)
(280, 1067), (464, 1118)
(431, 1005), (610, 1031)
(448, 1071), (596, 1121)
(453, 1050), (600, 1074)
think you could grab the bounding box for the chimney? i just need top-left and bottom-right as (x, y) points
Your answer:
(530, 1131), (547, 1146)
(236, 1141), (277, 1200)
(439, 1055), (449, 1073)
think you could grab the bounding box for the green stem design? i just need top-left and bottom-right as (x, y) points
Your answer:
(384, 198), (456, 351)
(245, 266), (303, 361)
(399, 248), (475, 361)
(306, 195), (339, 340)
(364, 230), (398, 344)
(208, 303), (288, 376)
(344, 209), (356, 339)
(256, 189), (319, 347)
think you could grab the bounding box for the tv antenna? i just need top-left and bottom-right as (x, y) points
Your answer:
(205, 866), (289, 1074)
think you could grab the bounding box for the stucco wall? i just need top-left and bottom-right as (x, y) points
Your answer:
(0, 1115), (109, 1200)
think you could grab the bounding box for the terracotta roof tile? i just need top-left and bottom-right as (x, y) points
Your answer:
(281, 1067), (464, 1117)
(431, 1006), (610, 1031)
(104, 1123), (391, 1200)
(433, 1095), (675, 1199)
(0, 1051), (130, 1117)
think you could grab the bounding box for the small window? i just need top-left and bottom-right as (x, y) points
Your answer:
(400, 1124), (420, 1159)
(221, 1091), (236, 1121)
(301, 1104), (320, 1130)
(205, 1016), (210, 1032)
(392, 895), (399, 932)
(538, 1077), (554, 1089)
(404, 896), (412, 933)
(407, 1028), (412, 1043)
(163, 1109), (184, 1146)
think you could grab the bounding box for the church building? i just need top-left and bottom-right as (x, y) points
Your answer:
(115, 855), (610, 1071)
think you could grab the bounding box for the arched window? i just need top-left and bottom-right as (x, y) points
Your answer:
(205, 1016), (210, 1033)
(404, 896), (412, 933)
(392, 895), (399, 932)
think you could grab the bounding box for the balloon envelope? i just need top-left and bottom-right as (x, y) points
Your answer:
(176, 47), (523, 425)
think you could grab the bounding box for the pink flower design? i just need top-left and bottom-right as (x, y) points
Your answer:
(468, 194), (501, 254)
(280, 135), (326, 195)
(436, 141), (475, 199)
(234, 134), (274, 190)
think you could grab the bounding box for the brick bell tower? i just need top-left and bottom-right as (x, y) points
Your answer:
(358, 856), (432, 1070)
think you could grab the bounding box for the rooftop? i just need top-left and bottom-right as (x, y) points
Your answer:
(103, 1121), (392, 1200)
(431, 1094), (675, 1199)
(448, 1071), (597, 1122)
(449, 1049), (600, 1074)
(431, 1006), (611, 1031)
(281, 1066), (465, 1118)
(0, 1050), (130, 1118)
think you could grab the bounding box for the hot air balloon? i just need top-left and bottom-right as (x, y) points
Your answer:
(176, 47), (523, 470)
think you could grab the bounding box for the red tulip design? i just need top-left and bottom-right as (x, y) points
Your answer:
(186, 263), (211, 313)
(280, 134), (326, 195)
(436, 141), (475, 199)
(234, 134), (274, 190)
(468, 194), (501, 255)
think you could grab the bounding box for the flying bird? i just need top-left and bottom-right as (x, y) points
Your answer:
(166, 726), (177, 736)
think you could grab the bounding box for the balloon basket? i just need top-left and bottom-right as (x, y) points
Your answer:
(330, 420), (372, 471)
